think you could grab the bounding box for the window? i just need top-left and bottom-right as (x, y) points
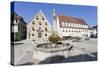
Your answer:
(42, 17), (45, 20)
(11, 25), (18, 33)
(45, 27), (48, 32)
(65, 23), (67, 27)
(39, 27), (41, 30)
(32, 34), (34, 36)
(28, 32), (31, 39)
(38, 33), (42, 38)
(36, 17), (39, 20)
(32, 21), (35, 25)
(14, 20), (17, 24)
(32, 27), (35, 31)
(62, 22), (65, 27)
(45, 22), (47, 25)
(39, 22), (41, 25)
(45, 34), (47, 36)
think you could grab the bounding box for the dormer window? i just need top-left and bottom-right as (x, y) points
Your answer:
(32, 27), (35, 31)
(42, 17), (45, 20)
(32, 21), (35, 25)
(65, 23), (67, 27)
(39, 27), (41, 30)
(36, 16), (39, 20)
(45, 34), (47, 36)
(39, 22), (41, 25)
(45, 27), (48, 32)
(45, 22), (47, 25)
(62, 22), (65, 27)
(32, 33), (34, 36)
(14, 19), (18, 24)
(14, 20), (16, 24)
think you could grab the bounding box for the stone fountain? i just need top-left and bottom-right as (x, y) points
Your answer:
(33, 43), (72, 63)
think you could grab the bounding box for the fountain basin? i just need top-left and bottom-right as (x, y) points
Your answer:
(33, 43), (73, 62)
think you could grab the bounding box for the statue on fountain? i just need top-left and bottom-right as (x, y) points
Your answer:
(48, 8), (61, 47)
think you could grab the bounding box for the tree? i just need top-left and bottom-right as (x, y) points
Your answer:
(48, 34), (61, 47)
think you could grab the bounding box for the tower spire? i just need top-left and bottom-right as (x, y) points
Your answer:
(53, 8), (56, 17)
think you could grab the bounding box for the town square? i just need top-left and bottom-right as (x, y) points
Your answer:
(13, 38), (97, 65)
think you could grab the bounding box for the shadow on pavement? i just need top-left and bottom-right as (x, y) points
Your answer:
(39, 52), (97, 64)
(16, 62), (34, 66)
(15, 51), (34, 66)
(14, 52), (97, 66)
(39, 55), (65, 64)
(63, 52), (97, 63)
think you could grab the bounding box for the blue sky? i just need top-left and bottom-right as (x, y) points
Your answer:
(11, 1), (97, 26)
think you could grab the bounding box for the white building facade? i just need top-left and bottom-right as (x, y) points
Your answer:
(89, 25), (97, 38)
(55, 15), (90, 39)
(27, 10), (51, 43)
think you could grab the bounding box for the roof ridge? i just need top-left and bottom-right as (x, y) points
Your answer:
(58, 15), (88, 25)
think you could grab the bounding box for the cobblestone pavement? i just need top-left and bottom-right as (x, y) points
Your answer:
(13, 38), (97, 65)
(13, 40), (34, 65)
(63, 38), (97, 54)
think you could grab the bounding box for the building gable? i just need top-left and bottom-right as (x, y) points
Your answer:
(28, 10), (51, 28)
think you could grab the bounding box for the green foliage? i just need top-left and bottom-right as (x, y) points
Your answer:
(32, 39), (35, 42)
(48, 34), (61, 43)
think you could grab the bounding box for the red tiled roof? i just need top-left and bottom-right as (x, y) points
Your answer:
(58, 15), (88, 26)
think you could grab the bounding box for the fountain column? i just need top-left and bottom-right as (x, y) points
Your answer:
(52, 8), (57, 35)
